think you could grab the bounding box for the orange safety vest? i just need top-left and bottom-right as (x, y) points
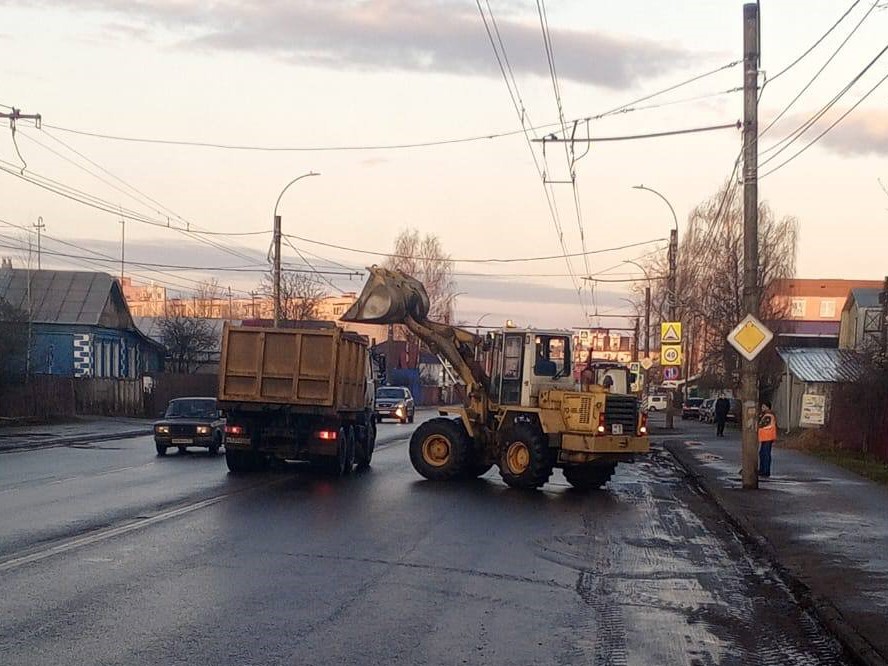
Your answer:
(758, 413), (777, 443)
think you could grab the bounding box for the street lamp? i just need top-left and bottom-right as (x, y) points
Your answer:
(273, 171), (320, 326)
(633, 183), (679, 428)
(624, 260), (653, 363)
(475, 312), (492, 335)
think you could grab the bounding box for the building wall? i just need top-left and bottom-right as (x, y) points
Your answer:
(30, 324), (162, 378)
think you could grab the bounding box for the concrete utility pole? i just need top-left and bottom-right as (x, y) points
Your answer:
(33, 216), (44, 270)
(273, 172), (320, 327)
(228, 285), (233, 321)
(741, 2), (761, 490)
(633, 317), (640, 362)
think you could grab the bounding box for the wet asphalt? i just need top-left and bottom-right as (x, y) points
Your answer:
(0, 415), (853, 665)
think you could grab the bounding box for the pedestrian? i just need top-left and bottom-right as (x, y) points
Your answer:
(714, 393), (730, 437)
(758, 401), (777, 478)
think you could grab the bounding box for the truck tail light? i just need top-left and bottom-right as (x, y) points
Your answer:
(597, 412), (606, 434)
(225, 425), (245, 436)
(317, 430), (337, 440)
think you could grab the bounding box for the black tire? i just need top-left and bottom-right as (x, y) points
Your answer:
(408, 410), (415, 424)
(498, 423), (554, 490)
(563, 463), (617, 491)
(209, 432), (222, 455)
(376, 415), (383, 424)
(356, 419), (376, 469)
(226, 449), (256, 474)
(409, 417), (468, 481)
(155, 443), (167, 457)
(343, 427), (356, 476)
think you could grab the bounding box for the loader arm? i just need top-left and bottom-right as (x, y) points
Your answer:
(341, 266), (491, 420)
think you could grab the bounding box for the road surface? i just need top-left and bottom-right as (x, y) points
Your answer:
(0, 416), (851, 665)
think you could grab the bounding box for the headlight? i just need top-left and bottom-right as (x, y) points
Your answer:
(156, 425), (169, 434)
(196, 426), (210, 435)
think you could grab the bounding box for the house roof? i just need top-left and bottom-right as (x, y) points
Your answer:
(770, 278), (883, 299)
(774, 320), (840, 338)
(0, 268), (120, 326)
(847, 287), (882, 310)
(777, 347), (864, 383)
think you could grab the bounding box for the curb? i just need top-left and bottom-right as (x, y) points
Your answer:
(0, 429), (153, 454)
(665, 440), (887, 666)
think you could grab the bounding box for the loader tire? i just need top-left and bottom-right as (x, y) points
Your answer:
(498, 424), (553, 490)
(409, 417), (468, 481)
(563, 463), (617, 491)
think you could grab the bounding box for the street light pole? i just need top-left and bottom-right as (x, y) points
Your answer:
(475, 312), (492, 336)
(623, 260), (652, 361)
(273, 172), (320, 326)
(633, 184), (679, 429)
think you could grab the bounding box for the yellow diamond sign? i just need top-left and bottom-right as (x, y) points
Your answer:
(728, 314), (774, 361)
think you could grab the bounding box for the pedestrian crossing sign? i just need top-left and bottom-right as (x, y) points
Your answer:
(661, 321), (682, 344)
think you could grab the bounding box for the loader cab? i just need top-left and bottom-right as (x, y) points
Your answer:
(486, 329), (573, 407)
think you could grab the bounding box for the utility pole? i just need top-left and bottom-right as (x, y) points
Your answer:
(880, 275), (888, 355)
(633, 317), (640, 362)
(228, 285), (233, 321)
(666, 226), (678, 429)
(250, 290), (257, 319)
(119, 217), (125, 281)
(741, 2), (761, 490)
(644, 285), (651, 359)
(33, 216), (44, 270)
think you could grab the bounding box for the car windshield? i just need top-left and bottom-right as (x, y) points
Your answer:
(165, 399), (217, 419)
(377, 388), (406, 399)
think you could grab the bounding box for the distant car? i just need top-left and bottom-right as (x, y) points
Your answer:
(154, 397), (225, 456)
(643, 394), (668, 412)
(699, 398), (716, 423)
(682, 397), (704, 420)
(726, 398), (742, 423)
(375, 386), (415, 424)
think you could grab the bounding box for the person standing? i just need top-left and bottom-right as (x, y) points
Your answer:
(758, 401), (777, 478)
(714, 394), (730, 437)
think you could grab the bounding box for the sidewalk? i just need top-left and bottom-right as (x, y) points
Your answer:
(666, 422), (888, 666)
(0, 416), (154, 453)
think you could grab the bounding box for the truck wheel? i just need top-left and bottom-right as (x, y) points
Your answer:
(343, 427), (356, 475)
(156, 443), (167, 457)
(563, 463), (617, 491)
(356, 420), (376, 469)
(498, 424), (553, 490)
(409, 417), (468, 481)
(226, 449), (255, 474)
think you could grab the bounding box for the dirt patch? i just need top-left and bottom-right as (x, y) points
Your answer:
(781, 429), (888, 486)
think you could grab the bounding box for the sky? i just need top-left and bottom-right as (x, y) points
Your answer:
(0, 0), (886, 330)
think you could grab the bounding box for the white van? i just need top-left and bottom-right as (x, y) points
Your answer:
(643, 395), (668, 412)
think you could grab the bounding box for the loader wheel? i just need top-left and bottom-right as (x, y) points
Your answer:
(498, 424), (553, 490)
(409, 417), (468, 481)
(563, 463), (617, 491)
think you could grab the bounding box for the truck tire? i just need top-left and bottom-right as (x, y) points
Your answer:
(343, 427), (356, 476)
(498, 424), (553, 490)
(409, 417), (468, 481)
(563, 463), (617, 491)
(356, 420), (376, 469)
(226, 449), (257, 474)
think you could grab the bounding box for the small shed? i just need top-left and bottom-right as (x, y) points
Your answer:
(772, 347), (864, 431)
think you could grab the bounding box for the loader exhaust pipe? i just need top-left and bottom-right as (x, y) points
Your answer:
(341, 266), (431, 324)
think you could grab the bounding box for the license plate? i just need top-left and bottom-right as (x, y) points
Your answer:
(172, 438), (193, 444)
(611, 424), (624, 435)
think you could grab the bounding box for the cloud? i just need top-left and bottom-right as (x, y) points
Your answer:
(13, 0), (693, 88)
(766, 108), (888, 158)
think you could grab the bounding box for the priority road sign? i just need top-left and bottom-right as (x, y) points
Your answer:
(640, 357), (653, 370)
(727, 314), (774, 361)
(661, 321), (682, 343)
(661, 344), (682, 366)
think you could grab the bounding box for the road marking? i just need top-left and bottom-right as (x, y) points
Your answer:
(0, 495), (226, 573)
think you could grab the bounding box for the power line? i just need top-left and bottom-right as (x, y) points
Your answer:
(283, 232), (664, 264)
(537, 121), (741, 144)
(759, 0), (877, 138)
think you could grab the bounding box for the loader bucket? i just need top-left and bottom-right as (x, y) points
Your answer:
(341, 266), (431, 324)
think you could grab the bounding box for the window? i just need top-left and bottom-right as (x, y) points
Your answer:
(819, 299), (836, 318)
(333, 306), (344, 316)
(534, 335), (570, 377)
(791, 298), (806, 318)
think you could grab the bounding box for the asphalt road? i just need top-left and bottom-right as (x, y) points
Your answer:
(0, 416), (852, 665)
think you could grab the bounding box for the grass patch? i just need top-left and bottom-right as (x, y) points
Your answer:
(780, 428), (888, 486)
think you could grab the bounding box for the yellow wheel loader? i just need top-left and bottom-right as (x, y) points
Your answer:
(342, 266), (650, 490)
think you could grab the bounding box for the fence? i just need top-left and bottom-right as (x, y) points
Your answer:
(73, 378), (143, 417)
(144, 373), (218, 418)
(0, 375), (76, 420)
(828, 383), (888, 463)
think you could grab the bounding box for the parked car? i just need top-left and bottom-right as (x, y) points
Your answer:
(643, 394), (668, 412)
(154, 397), (225, 456)
(681, 397), (705, 420)
(726, 398), (742, 423)
(374, 386), (415, 424)
(699, 398), (716, 423)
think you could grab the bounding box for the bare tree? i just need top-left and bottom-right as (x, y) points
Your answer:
(259, 271), (327, 321)
(632, 182), (798, 391)
(157, 312), (217, 373)
(384, 229), (456, 323)
(193, 279), (224, 318)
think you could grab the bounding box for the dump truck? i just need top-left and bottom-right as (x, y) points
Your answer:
(217, 321), (378, 475)
(341, 266), (649, 490)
